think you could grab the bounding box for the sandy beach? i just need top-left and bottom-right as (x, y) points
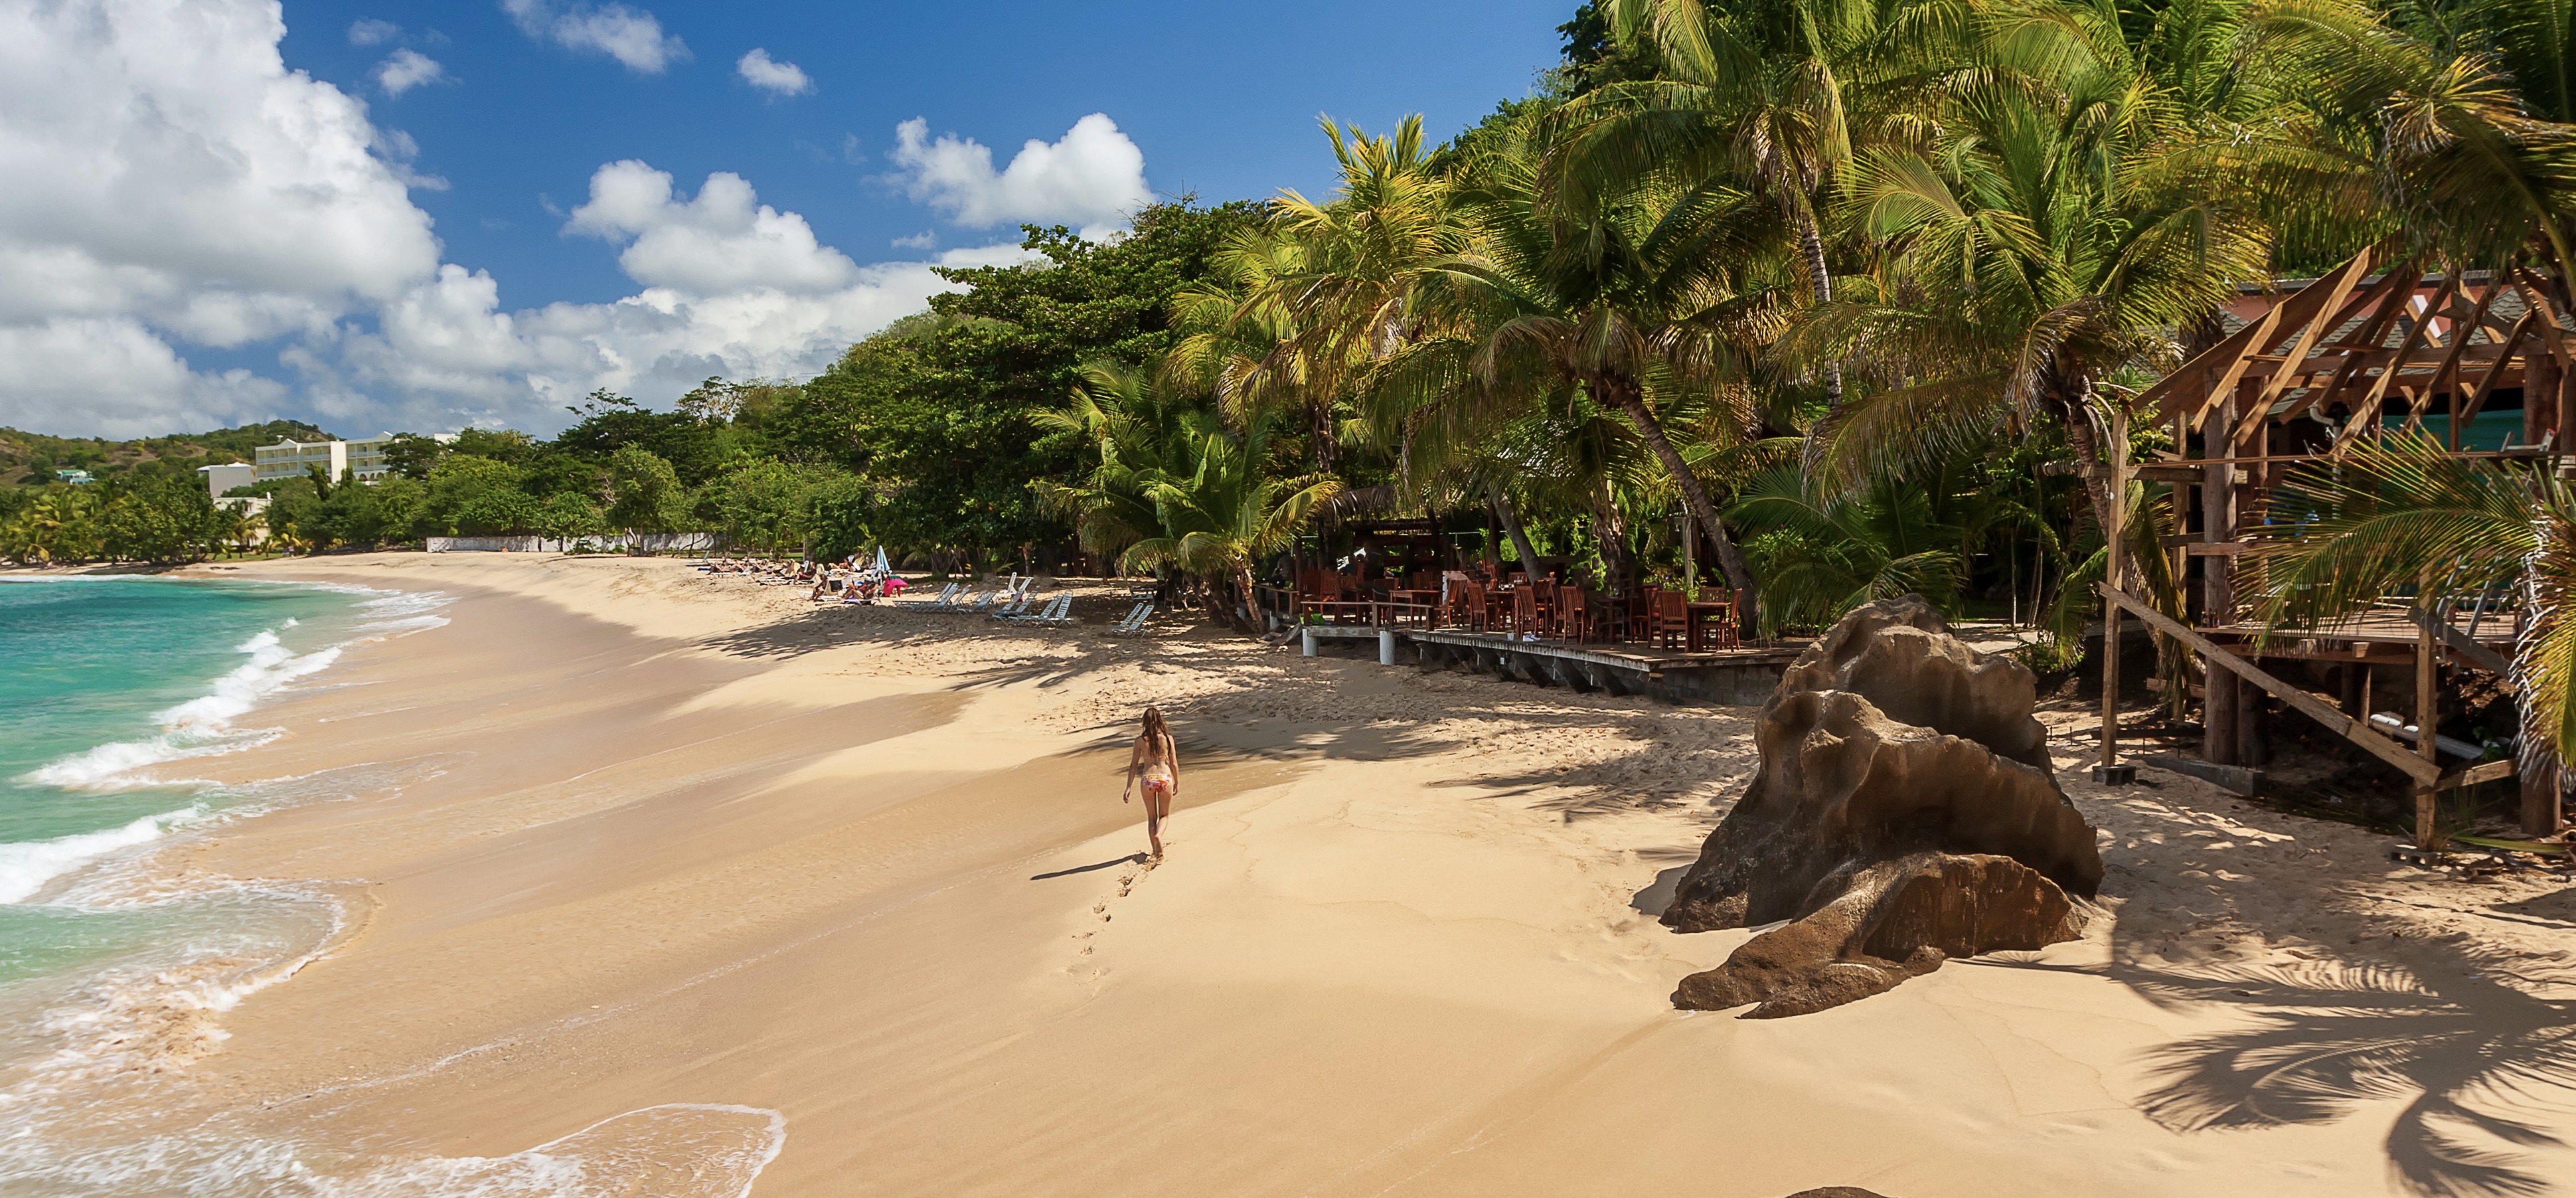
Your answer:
(25, 551), (2576, 1197)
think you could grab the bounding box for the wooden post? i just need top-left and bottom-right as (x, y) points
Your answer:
(2202, 391), (2239, 763)
(2237, 672), (2269, 767)
(2524, 760), (2562, 838)
(2527, 342), (2557, 448)
(2204, 665), (2239, 766)
(2339, 663), (2368, 718)
(2416, 581), (2441, 847)
(2097, 406), (2131, 782)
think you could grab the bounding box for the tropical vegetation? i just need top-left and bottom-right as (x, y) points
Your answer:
(13, 0), (2576, 707)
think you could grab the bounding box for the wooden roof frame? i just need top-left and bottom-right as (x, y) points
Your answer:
(2138, 249), (2561, 454)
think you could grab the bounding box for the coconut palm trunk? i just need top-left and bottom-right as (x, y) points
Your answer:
(1490, 484), (1543, 573)
(1600, 375), (1756, 605)
(1794, 203), (1844, 411)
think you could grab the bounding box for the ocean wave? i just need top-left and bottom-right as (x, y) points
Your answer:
(18, 584), (449, 798)
(0, 807), (205, 904)
(22, 629), (342, 792)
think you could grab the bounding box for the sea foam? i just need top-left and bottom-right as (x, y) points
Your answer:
(0, 806), (204, 903)
(23, 628), (341, 791)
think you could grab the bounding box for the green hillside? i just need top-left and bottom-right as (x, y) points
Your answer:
(0, 420), (335, 487)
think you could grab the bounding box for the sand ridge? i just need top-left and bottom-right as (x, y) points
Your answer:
(32, 550), (2574, 1196)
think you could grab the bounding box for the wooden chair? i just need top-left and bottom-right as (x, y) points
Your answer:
(1650, 590), (1690, 649)
(1625, 587), (1656, 642)
(1447, 580), (1489, 632)
(1528, 580), (1558, 637)
(1701, 588), (1747, 650)
(1556, 587), (1591, 643)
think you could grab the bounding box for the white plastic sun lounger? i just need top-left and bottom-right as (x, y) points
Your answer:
(920, 582), (961, 609)
(993, 584), (1042, 618)
(1002, 594), (1072, 624)
(1028, 594), (1076, 624)
(1109, 600), (1154, 635)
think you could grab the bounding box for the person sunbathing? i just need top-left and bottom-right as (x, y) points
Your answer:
(1121, 707), (1180, 859)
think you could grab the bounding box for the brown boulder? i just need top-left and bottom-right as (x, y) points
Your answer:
(1663, 597), (2102, 1016)
(1769, 594), (2052, 771)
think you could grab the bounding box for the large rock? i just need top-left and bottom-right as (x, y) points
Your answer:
(1664, 597), (2102, 1016)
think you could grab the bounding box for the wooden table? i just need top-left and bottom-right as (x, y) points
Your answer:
(1378, 588), (1442, 626)
(1684, 602), (1735, 651)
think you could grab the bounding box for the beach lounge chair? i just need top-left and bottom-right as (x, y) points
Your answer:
(963, 584), (1006, 614)
(919, 582), (960, 609)
(999, 593), (1069, 623)
(1008, 594), (1072, 624)
(1109, 600), (1154, 636)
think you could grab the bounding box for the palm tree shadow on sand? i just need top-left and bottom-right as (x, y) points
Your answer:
(2004, 940), (2576, 1197)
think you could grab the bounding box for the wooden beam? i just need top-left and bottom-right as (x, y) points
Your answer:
(2437, 759), (2518, 792)
(2417, 588), (2442, 846)
(2099, 582), (2439, 784)
(2336, 274), (2458, 450)
(2101, 406), (2129, 772)
(2300, 260), (2424, 422)
(2145, 248), (2375, 431)
(2399, 276), (2504, 438)
(2513, 268), (2575, 368)
(2458, 310), (2538, 434)
(2412, 610), (2516, 683)
(2235, 258), (2376, 444)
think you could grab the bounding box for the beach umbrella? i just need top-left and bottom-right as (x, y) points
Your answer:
(873, 546), (891, 575)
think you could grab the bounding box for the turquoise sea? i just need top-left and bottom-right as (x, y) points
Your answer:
(0, 578), (365, 977)
(0, 578), (788, 1196)
(0, 576), (456, 1194)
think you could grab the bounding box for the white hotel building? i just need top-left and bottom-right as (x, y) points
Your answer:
(251, 434), (395, 485)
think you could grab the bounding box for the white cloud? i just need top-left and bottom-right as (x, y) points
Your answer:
(0, 317), (287, 438)
(891, 230), (936, 250)
(735, 48), (810, 96)
(501, 0), (687, 74)
(888, 113), (1151, 237)
(348, 18), (400, 45)
(567, 161), (857, 294)
(0, 0), (1058, 438)
(374, 49), (446, 96)
(299, 163), (1034, 432)
(0, 0), (440, 433)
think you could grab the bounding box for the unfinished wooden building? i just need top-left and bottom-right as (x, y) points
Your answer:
(2113, 246), (2558, 841)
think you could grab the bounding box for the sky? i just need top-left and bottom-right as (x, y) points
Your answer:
(0, 0), (1572, 440)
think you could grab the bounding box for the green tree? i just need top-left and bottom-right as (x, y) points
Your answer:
(804, 201), (1261, 559)
(1123, 410), (1343, 626)
(604, 444), (690, 535)
(537, 491), (607, 548)
(423, 456), (534, 537)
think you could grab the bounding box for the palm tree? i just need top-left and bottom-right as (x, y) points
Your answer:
(1787, 0), (2276, 543)
(1406, 106), (1793, 604)
(1729, 463), (1968, 630)
(1031, 362), (1222, 568)
(1122, 409), (1343, 628)
(1556, 0), (1882, 408)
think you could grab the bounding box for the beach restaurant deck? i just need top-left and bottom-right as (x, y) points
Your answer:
(1260, 538), (1799, 705)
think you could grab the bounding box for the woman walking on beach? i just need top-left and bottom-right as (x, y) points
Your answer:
(1122, 708), (1179, 859)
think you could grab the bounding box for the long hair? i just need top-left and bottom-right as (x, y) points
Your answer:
(1140, 707), (1170, 748)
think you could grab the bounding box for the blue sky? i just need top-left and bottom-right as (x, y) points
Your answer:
(297, 1), (1569, 308)
(0, 0), (1574, 438)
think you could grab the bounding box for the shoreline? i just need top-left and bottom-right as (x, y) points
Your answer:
(11, 551), (2573, 1195)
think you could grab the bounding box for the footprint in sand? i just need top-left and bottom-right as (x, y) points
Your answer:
(1070, 858), (1159, 962)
